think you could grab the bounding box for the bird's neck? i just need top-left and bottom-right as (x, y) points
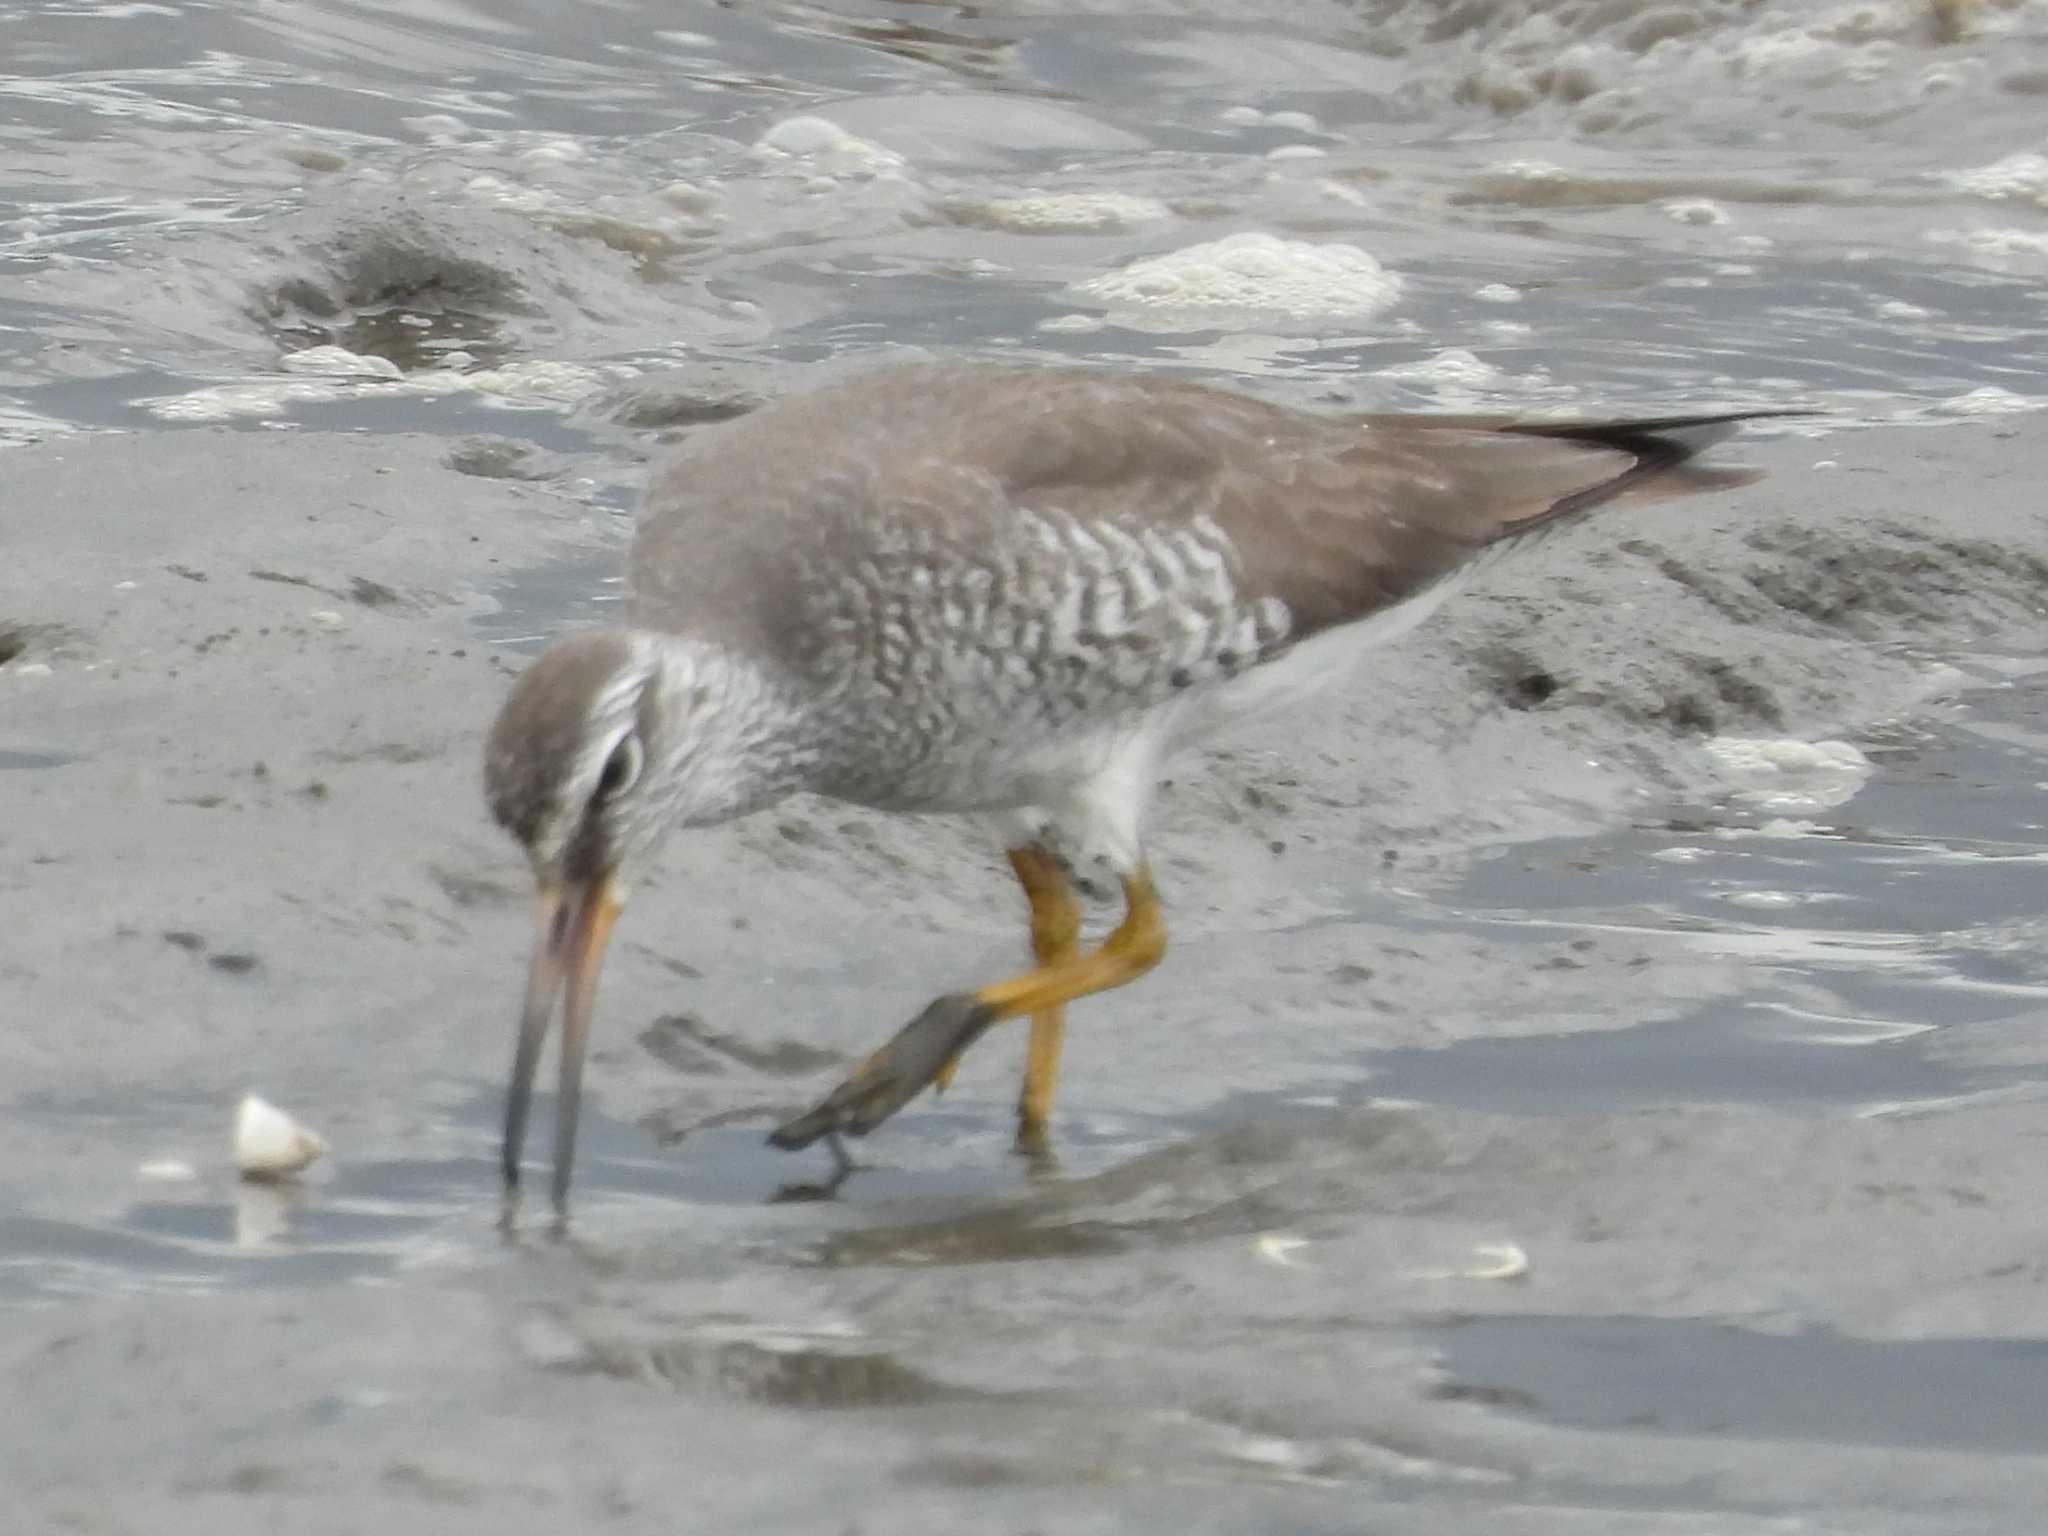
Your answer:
(641, 630), (820, 827)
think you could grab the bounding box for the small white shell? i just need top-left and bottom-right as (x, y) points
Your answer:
(1459, 1242), (1531, 1282)
(234, 1094), (328, 1179)
(1408, 1241), (1532, 1283)
(1253, 1233), (1311, 1269)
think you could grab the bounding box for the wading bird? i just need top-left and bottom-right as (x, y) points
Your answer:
(485, 362), (1786, 1215)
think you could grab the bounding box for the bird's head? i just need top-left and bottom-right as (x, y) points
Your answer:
(485, 629), (676, 895)
(483, 627), (798, 1218)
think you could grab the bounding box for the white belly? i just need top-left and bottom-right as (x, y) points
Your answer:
(1179, 564), (1479, 746)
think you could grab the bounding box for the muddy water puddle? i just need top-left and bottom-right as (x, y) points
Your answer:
(8, 662), (2048, 1300)
(1434, 1316), (2048, 1456)
(0, 1094), (1077, 1303)
(1372, 657), (2048, 1118)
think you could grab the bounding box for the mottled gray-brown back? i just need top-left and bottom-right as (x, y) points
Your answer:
(624, 362), (1762, 808)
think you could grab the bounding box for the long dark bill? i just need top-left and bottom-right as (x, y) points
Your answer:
(502, 876), (623, 1217)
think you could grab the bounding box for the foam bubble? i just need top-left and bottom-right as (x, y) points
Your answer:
(1474, 282), (1521, 303)
(1924, 384), (2045, 417)
(1491, 158), (1569, 184)
(1732, 30), (1832, 73)
(959, 191), (1169, 233)
(279, 345), (402, 380)
(1722, 889), (1805, 909)
(753, 115), (906, 180)
(1076, 231), (1401, 320)
(520, 139), (587, 166)
(145, 359), (624, 422)
(1949, 151), (2048, 207)
(1375, 348), (1502, 390)
(464, 173), (550, 213)
(1663, 197), (1727, 226)
(1925, 227), (2048, 261)
(400, 113), (471, 142)
(1703, 736), (1872, 812)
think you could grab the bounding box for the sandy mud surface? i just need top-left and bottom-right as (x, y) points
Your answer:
(2, 409), (2047, 1531)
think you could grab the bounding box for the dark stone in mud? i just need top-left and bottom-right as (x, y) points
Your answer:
(1505, 667), (1560, 709)
(252, 205), (525, 330)
(446, 437), (550, 481)
(249, 568), (323, 592)
(0, 621), (82, 666)
(348, 576), (403, 608)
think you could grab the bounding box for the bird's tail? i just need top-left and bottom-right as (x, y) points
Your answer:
(1496, 408), (1813, 514)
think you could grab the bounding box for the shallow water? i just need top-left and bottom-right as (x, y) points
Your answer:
(7, 1), (2048, 1524)
(5, 0), (2048, 459)
(11, 664), (2046, 1308)
(1436, 1315), (2048, 1454)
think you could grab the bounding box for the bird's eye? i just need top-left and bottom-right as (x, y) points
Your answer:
(595, 734), (643, 802)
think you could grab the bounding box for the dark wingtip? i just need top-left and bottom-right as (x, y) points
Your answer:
(1503, 406), (1820, 457)
(1496, 406), (1818, 530)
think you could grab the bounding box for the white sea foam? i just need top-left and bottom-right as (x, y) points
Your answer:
(1731, 29), (1832, 74)
(399, 113), (471, 141)
(1375, 348), (1503, 390)
(1949, 150), (2048, 207)
(278, 345), (402, 380)
(964, 191), (1169, 233)
(1703, 736), (1872, 812)
(146, 359), (626, 422)
(1663, 197), (1727, 226)
(1490, 158), (1569, 183)
(752, 115), (906, 180)
(1077, 231), (1401, 320)
(1926, 226), (2048, 261)
(1371, 347), (1569, 408)
(1923, 385), (2045, 417)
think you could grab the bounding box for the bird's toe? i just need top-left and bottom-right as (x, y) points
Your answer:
(767, 993), (999, 1150)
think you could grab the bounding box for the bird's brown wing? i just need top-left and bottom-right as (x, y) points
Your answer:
(1210, 409), (1788, 641)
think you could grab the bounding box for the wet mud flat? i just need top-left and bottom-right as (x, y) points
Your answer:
(3, 412), (2048, 1531)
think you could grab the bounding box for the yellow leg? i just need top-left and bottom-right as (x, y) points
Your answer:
(1008, 847), (1084, 1141)
(929, 846), (1083, 1104)
(768, 863), (1167, 1151)
(973, 862), (1165, 1022)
